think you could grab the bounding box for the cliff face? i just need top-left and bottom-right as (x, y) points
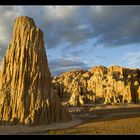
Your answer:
(0, 16), (71, 125)
(52, 66), (140, 106)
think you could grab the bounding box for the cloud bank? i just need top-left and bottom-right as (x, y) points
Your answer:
(0, 6), (140, 75)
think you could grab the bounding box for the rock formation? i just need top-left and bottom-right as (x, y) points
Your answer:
(0, 16), (71, 125)
(52, 65), (140, 106)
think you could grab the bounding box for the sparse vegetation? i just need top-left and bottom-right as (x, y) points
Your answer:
(49, 117), (140, 135)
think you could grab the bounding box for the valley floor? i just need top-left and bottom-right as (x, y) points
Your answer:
(1, 103), (140, 135)
(49, 116), (140, 135)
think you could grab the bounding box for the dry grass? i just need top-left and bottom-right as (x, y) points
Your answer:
(49, 117), (140, 135)
(48, 104), (140, 135)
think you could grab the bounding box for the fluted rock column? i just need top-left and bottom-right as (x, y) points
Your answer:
(0, 16), (71, 125)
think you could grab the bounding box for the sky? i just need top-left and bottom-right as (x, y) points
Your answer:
(0, 6), (140, 76)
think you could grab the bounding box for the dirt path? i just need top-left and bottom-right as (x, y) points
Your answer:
(0, 115), (83, 135)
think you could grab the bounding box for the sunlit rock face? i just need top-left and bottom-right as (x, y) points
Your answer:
(0, 16), (71, 125)
(52, 65), (140, 106)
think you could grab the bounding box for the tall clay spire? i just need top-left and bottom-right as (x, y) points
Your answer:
(0, 16), (71, 125)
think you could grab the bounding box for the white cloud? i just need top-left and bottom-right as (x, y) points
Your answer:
(43, 6), (78, 21)
(0, 6), (23, 46)
(77, 24), (90, 30)
(0, 6), (140, 75)
(122, 52), (140, 68)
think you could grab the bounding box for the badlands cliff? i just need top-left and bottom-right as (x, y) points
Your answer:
(0, 16), (71, 125)
(52, 65), (140, 106)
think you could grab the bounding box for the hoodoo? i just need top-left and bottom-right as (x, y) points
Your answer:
(52, 66), (140, 106)
(0, 16), (71, 125)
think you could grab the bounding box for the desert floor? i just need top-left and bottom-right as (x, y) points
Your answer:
(1, 103), (140, 135)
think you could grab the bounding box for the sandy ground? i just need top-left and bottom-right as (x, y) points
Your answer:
(51, 117), (140, 135)
(1, 103), (140, 135)
(0, 115), (83, 135)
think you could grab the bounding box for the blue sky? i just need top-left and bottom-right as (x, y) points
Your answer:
(0, 6), (140, 76)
